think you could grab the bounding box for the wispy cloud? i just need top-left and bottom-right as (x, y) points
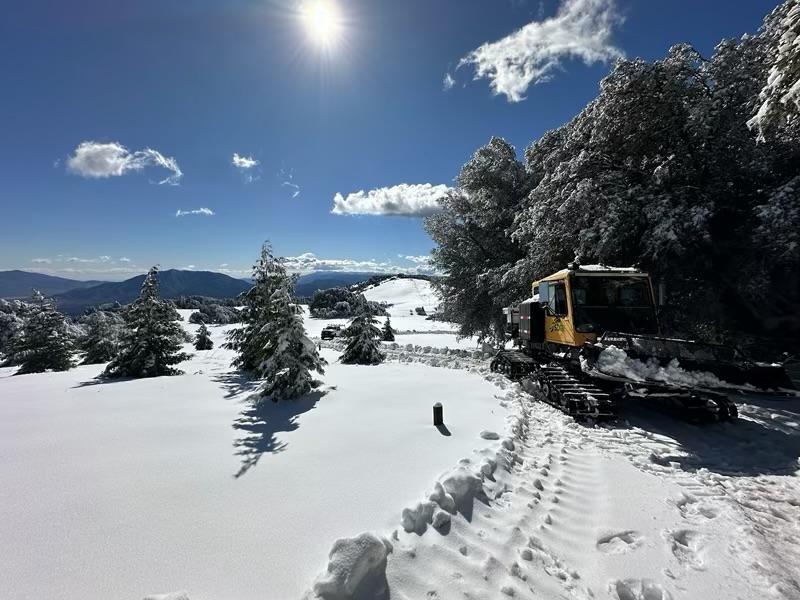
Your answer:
(25, 256), (141, 280)
(279, 168), (301, 199)
(31, 254), (122, 265)
(401, 254), (432, 265)
(458, 0), (623, 102)
(282, 252), (437, 275)
(443, 72), (456, 91)
(175, 207), (215, 217)
(66, 141), (183, 185)
(332, 183), (452, 217)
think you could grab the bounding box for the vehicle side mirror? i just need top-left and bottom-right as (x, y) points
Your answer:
(539, 282), (550, 304)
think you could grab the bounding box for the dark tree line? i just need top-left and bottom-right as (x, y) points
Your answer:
(427, 1), (800, 350)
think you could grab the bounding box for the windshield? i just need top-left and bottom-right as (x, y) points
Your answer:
(571, 275), (657, 334)
(572, 276), (653, 308)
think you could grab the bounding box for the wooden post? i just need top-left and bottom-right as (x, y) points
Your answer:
(433, 402), (443, 426)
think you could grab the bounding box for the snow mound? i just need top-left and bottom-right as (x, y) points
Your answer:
(143, 593), (190, 600)
(400, 501), (436, 534)
(441, 466), (485, 508)
(310, 533), (392, 600)
(590, 345), (729, 389)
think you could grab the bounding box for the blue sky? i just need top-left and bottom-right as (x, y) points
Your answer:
(0, 0), (778, 280)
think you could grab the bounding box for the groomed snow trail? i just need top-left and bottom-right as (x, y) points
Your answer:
(364, 369), (800, 600)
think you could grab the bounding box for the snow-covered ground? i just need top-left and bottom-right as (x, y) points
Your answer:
(2, 277), (799, 600)
(0, 294), (503, 600)
(378, 377), (800, 600)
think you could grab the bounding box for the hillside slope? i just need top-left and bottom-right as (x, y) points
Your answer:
(0, 270), (102, 298)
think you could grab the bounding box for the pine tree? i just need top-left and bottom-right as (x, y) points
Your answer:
(254, 283), (327, 402)
(104, 266), (190, 378)
(225, 242), (287, 372)
(194, 322), (214, 350)
(381, 317), (395, 342)
(82, 312), (119, 364)
(341, 307), (385, 365)
(228, 241), (326, 402)
(10, 291), (74, 374)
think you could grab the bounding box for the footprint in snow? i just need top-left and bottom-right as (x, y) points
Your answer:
(665, 529), (706, 570)
(611, 579), (672, 600)
(596, 530), (644, 554)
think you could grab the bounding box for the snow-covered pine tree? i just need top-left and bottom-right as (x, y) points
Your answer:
(749, 0), (800, 138)
(341, 306), (385, 365)
(381, 316), (395, 342)
(225, 242), (287, 372)
(10, 290), (74, 374)
(104, 266), (190, 378)
(255, 282), (327, 402)
(194, 322), (214, 350)
(82, 312), (119, 364)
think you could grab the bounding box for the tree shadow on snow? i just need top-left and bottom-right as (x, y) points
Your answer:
(231, 391), (325, 478)
(72, 375), (140, 388)
(211, 371), (262, 400)
(599, 393), (800, 477)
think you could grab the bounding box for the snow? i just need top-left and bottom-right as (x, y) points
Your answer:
(306, 277), (482, 350)
(378, 376), (800, 600)
(588, 345), (730, 389)
(0, 307), (508, 600)
(3, 277), (800, 600)
(310, 533), (393, 600)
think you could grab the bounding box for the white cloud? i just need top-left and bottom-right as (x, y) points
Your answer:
(281, 252), (436, 275)
(32, 254), (118, 265)
(232, 153), (259, 169)
(232, 153), (261, 183)
(443, 72), (456, 91)
(332, 183), (452, 217)
(66, 141), (183, 185)
(25, 255), (143, 280)
(175, 207), (215, 217)
(458, 0), (623, 102)
(402, 255), (432, 265)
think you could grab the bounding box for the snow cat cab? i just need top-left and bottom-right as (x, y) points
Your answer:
(519, 266), (658, 352)
(492, 264), (794, 422)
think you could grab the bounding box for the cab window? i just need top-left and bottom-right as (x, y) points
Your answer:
(548, 281), (568, 316)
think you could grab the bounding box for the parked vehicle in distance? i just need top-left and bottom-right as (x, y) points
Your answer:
(321, 325), (343, 340)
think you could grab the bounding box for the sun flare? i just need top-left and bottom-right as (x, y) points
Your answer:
(300, 0), (343, 47)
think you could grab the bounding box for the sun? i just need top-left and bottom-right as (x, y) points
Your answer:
(299, 0), (343, 48)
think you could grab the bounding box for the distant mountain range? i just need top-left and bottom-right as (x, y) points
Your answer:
(0, 270), (104, 298)
(0, 269), (384, 314)
(51, 270), (253, 313)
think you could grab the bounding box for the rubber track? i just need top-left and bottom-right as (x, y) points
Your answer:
(491, 350), (619, 419)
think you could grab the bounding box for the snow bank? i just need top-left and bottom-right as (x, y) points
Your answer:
(310, 533), (392, 600)
(143, 593), (190, 600)
(589, 345), (730, 389)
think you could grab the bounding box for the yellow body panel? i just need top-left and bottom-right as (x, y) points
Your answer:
(532, 268), (657, 348)
(532, 271), (600, 348)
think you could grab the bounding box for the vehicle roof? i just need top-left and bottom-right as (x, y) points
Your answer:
(535, 265), (648, 284)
